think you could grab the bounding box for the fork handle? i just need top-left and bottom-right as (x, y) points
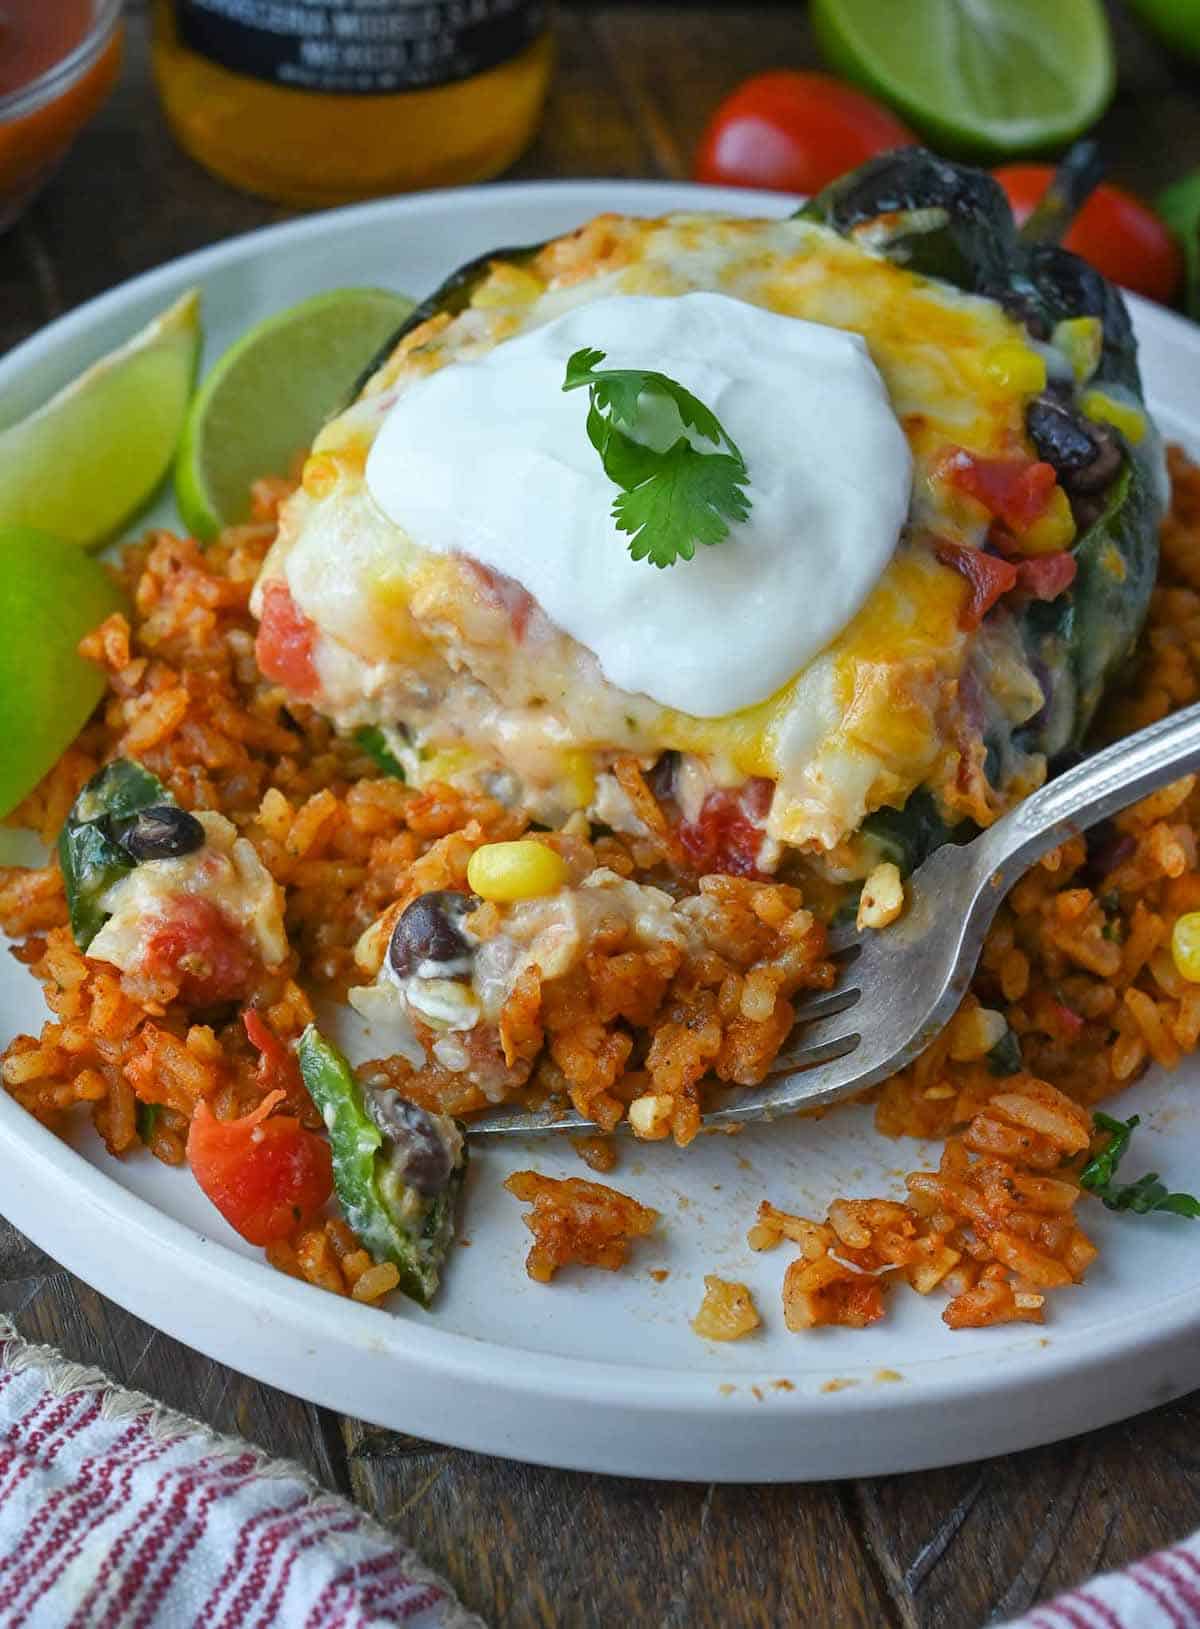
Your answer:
(980, 700), (1200, 882)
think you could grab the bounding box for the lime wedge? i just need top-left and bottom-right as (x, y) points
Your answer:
(175, 287), (415, 542)
(0, 291), (201, 551)
(0, 526), (127, 819)
(812, 0), (1115, 157)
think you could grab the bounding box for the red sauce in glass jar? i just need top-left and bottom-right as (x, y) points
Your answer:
(0, 1), (96, 96)
(0, 0), (123, 231)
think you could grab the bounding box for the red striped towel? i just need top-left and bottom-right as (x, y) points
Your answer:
(0, 1316), (481, 1629)
(1001, 1550), (1200, 1629)
(5, 1313), (1198, 1627)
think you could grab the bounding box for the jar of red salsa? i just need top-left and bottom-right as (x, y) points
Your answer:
(0, 0), (123, 233)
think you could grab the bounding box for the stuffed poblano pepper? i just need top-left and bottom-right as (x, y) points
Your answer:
(58, 759), (203, 949)
(801, 149), (1167, 869)
(254, 147), (1167, 897)
(58, 758), (287, 999)
(296, 1025), (466, 1307)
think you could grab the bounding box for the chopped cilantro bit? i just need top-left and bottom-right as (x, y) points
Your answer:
(1080, 1112), (1200, 1217)
(986, 1029), (1023, 1077)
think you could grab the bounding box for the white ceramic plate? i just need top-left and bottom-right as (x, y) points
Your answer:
(3, 180), (1200, 1484)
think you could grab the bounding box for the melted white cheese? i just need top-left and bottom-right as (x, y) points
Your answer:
(365, 291), (912, 717)
(87, 812), (287, 975)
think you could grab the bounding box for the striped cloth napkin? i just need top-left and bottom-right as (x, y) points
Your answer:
(3, 1311), (1199, 1629)
(0, 1316), (482, 1629)
(1002, 1550), (1200, 1629)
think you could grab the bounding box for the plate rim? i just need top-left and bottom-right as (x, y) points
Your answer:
(3, 176), (1200, 1480)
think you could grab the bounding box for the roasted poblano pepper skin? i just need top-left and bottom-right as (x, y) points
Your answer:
(58, 759), (173, 950)
(801, 148), (1165, 835)
(296, 1025), (465, 1307)
(796, 149), (1021, 298)
(346, 242), (542, 406)
(348, 151), (1163, 868)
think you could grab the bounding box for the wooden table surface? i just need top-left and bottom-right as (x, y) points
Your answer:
(5, 4), (1200, 1625)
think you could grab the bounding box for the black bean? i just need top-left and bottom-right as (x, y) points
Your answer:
(1026, 397), (1123, 496)
(387, 890), (478, 979)
(647, 750), (679, 803)
(369, 1092), (454, 1195)
(111, 805), (206, 862)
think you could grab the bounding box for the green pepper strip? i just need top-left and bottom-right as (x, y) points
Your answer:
(58, 758), (172, 950)
(354, 725), (405, 781)
(296, 1025), (464, 1307)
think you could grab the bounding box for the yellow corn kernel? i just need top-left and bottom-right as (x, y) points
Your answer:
(1081, 389), (1146, 445)
(857, 861), (904, 931)
(559, 750), (597, 812)
(418, 746), (474, 783)
(984, 343), (1047, 396)
(1172, 912), (1200, 983)
(1016, 485), (1077, 555)
(1052, 317), (1103, 383)
(470, 263), (544, 309)
(301, 454), (340, 501)
(467, 839), (568, 903)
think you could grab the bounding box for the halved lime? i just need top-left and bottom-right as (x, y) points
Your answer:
(1126, 0), (1200, 62)
(0, 526), (127, 819)
(812, 0), (1115, 158)
(0, 291), (202, 550)
(175, 287), (415, 542)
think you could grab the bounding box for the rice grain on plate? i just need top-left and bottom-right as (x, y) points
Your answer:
(4, 456), (1200, 1326)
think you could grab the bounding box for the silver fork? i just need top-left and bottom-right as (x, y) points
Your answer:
(469, 701), (1200, 1137)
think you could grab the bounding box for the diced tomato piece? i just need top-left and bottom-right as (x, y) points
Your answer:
(942, 450), (1058, 533)
(243, 1009), (304, 1100)
(187, 1088), (333, 1246)
(462, 557), (537, 641)
(143, 896), (255, 1006)
(934, 542), (1019, 631)
(1052, 1001), (1085, 1040)
(1013, 553), (1078, 602)
(679, 777), (773, 878)
(255, 581), (320, 698)
(1029, 991), (1085, 1042)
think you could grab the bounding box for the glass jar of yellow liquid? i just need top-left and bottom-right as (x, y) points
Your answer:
(151, 0), (553, 207)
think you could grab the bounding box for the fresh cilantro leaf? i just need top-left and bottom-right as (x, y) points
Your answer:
(1079, 1111), (1200, 1217)
(985, 1028), (1023, 1077)
(614, 443), (752, 568)
(563, 346), (751, 568)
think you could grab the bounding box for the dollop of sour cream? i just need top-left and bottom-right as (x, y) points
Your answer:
(366, 291), (912, 718)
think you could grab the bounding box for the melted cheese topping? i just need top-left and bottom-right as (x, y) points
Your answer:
(364, 292), (911, 717)
(87, 812), (287, 975)
(255, 211), (1047, 856)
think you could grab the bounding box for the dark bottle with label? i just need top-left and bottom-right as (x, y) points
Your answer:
(152, 0), (552, 206)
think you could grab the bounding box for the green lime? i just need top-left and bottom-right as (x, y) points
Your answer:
(0, 526), (128, 819)
(0, 291), (201, 551)
(1126, 0), (1200, 61)
(174, 287), (415, 542)
(812, 0), (1115, 158)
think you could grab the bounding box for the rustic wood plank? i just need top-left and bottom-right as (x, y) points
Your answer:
(592, 5), (814, 182)
(0, 1216), (52, 1282)
(6, 7), (1200, 1627)
(852, 1392), (1200, 1627)
(340, 1415), (902, 1629)
(512, 10), (659, 180)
